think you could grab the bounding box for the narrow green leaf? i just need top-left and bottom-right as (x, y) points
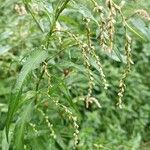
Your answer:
(125, 22), (146, 41)
(5, 90), (22, 141)
(2, 129), (9, 150)
(14, 102), (33, 150)
(130, 18), (150, 41)
(6, 48), (48, 140)
(72, 3), (99, 25)
(15, 49), (48, 91)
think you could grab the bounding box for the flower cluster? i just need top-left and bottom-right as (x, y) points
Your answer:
(52, 99), (79, 147)
(117, 33), (133, 108)
(37, 108), (56, 139)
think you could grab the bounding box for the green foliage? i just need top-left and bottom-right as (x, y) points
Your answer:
(14, 102), (33, 150)
(0, 0), (150, 150)
(15, 48), (48, 90)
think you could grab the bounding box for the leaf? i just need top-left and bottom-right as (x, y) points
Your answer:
(15, 49), (48, 91)
(0, 45), (11, 55)
(14, 102), (33, 150)
(130, 18), (150, 41)
(105, 49), (126, 63)
(55, 133), (67, 149)
(125, 21), (146, 41)
(55, 61), (86, 72)
(49, 75), (81, 117)
(114, 48), (126, 63)
(30, 136), (55, 150)
(2, 129), (9, 150)
(5, 90), (22, 141)
(6, 48), (48, 140)
(71, 3), (99, 25)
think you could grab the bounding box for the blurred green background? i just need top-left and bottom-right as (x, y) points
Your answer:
(0, 0), (150, 149)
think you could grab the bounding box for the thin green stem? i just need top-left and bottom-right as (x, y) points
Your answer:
(23, 0), (44, 33)
(34, 69), (45, 104)
(46, 0), (71, 48)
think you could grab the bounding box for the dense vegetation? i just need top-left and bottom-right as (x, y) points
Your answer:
(0, 0), (150, 149)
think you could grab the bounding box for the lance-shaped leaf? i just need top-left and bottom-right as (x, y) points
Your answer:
(14, 102), (33, 150)
(6, 49), (48, 140)
(15, 49), (48, 90)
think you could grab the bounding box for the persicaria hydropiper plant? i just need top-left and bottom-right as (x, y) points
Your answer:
(5, 0), (148, 149)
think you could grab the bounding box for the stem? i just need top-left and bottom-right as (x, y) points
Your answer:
(23, 0), (44, 33)
(46, 0), (71, 48)
(34, 69), (45, 104)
